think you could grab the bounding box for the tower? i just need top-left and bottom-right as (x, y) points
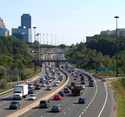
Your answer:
(21, 14), (31, 29)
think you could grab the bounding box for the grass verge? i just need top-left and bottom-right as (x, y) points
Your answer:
(110, 81), (125, 117)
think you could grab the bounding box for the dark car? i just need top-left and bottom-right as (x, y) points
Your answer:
(81, 81), (85, 84)
(28, 83), (33, 89)
(67, 85), (72, 90)
(9, 101), (20, 109)
(78, 97), (86, 103)
(71, 82), (75, 86)
(64, 87), (70, 93)
(39, 100), (50, 108)
(28, 89), (34, 94)
(89, 82), (94, 87)
(35, 84), (41, 90)
(39, 78), (45, 83)
(89, 79), (94, 82)
(52, 105), (62, 112)
(58, 91), (65, 96)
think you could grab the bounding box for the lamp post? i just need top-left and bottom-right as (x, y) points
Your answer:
(36, 33), (40, 66)
(43, 34), (44, 44)
(114, 16), (119, 77)
(47, 34), (48, 45)
(51, 34), (52, 45)
(33, 27), (36, 71)
(55, 35), (56, 45)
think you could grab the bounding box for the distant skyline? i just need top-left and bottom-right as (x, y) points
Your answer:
(1, 0), (125, 45)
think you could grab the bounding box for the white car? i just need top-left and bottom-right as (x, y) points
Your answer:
(41, 83), (46, 87)
(28, 94), (37, 100)
(46, 85), (52, 90)
(56, 80), (60, 84)
(81, 85), (85, 89)
(53, 82), (59, 86)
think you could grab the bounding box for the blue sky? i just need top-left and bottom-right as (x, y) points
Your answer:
(1, 0), (125, 45)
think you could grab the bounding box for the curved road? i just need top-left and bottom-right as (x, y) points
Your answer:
(19, 67), (114, 117)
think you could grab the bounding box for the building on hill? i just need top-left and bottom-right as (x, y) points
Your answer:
(0, 17), (9, 36)
(100, 28), (125, 36)
(86, 36), (93, 42)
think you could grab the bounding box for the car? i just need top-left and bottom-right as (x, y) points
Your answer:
(35, 84), (41, 90)
(46, 80), (50, 84)
(46, 85), (52, 90)
(28, 83), (33, 89)
(63, 87), (70, 93)
(89, 82), (94, 87)
(53, 94), (62, 100)
(81, 85), (85, 89)
(81, 81), (85, 84)
(52, 105), (62, 112)
(58, 91), (65, 96)
(53, 82), (59, 86)
(39, 100), (50, 108)
(28, 89), (34, 94)
(78, 97), (86, 103)
(9, 101), (20, 109)
(67, 85), (72, 90)
(71, 82), (75, 86)
(102, 78), (107, 82)
(89, 79), (94, 82)
(48, 78), (52, 82)
(81, 77), (84, 81)
(40, 78), (45, 83)
(34, 81), (39, 85)
(74, 77), (77, 80)
(28, 94), (37, 100)
(41, 83), (46, 87)
(56, 80), (60, 84)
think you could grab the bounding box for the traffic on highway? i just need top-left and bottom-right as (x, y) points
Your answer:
(0, 49), (114, 117)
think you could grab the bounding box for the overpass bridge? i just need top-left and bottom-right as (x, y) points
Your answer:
(35, 59), (88, 68)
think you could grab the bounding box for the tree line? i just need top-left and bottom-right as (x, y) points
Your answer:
(66, 33), (125, 74)
(0, 36), (36, 88)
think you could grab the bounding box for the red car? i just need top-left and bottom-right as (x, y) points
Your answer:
(34, 81), (39, 85)
(53, 94), (62, 100)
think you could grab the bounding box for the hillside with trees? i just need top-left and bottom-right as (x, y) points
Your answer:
(66, 34), (125, 74)
(0, 36), (35, 88)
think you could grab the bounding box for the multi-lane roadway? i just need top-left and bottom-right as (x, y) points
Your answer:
(0, 51), (115, 117)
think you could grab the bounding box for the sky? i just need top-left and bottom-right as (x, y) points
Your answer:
(1, 0), (125, 45)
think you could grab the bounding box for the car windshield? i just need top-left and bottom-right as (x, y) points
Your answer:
(11, 102), (18, 104)
(30, 95), (35, 97)
(53, 105), (59, 108)
(47, 86), (51, 88)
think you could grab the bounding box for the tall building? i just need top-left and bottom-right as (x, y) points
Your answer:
(0, 17), (9, 36)
(21, 14), (31, 29)
(0, 17), (5, 28)
(12, 27), (32, 43)
(86, 36), (93, 42)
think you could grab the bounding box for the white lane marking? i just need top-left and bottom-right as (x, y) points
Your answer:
(69, 108), (71, 110)
(66, 98), (68, 100)
(79, 115), (81, 117)
(64, 112), (66, 114)
(81, 112), (84, 114)
(63, 101), (64, 102)
(97, 83), (108, 117)
(73, 104), (75, 106)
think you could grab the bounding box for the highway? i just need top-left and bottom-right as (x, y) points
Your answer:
(0, 53), (67, 117)
(19, 66), (114, 117)
(0, 50), (115, 117)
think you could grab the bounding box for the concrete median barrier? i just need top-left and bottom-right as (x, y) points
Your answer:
(7, 68), (69, 117)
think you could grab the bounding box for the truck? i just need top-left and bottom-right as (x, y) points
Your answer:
(71, 84), (82, 96)
(13, 84), (28, 100)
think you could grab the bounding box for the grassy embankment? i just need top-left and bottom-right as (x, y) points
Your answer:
(110, 81), (125, 117)
(0, 67), (41, 94)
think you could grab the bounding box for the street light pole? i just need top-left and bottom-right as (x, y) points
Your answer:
(51, 34), (52, 45)
(33, 27), (36, 71)
(47, 34), (48, 45)
(43, 34), (44, 44)
(114, 16), (119, 77)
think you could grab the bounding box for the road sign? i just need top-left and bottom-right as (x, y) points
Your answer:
(108, 66), (116, 71)
(97, 67), (106, 71)
(7, 70), (19, 75)
(95, 71), (98, 74)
